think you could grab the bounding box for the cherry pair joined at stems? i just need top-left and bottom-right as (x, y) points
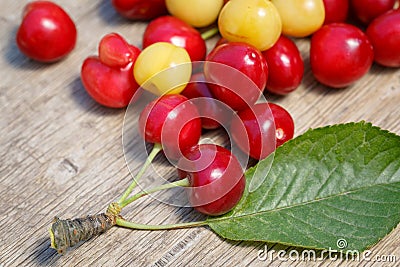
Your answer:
(115, 93), (245, 220)
(114, 142), (245, 221)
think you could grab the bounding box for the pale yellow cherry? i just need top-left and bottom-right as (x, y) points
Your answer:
(166, 0), (224, 28)
(218, 0), (282, 51)
(133, 42), (192, 95)
(271, 0), (325, 37)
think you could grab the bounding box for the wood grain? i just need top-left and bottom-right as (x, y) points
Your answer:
(1, 1), (399, 266)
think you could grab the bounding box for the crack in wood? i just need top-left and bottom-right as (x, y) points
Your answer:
(61, 158), (79, 175)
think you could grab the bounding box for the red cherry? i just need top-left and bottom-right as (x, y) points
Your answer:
(366, 10), (400, 67)
(230, 103), (276, 160)
(81, 33), (141, 108)
(16, 1), (77, 62)
(111, 0), (168, 20)
(179, 144), (245, 216)
(231, 102), (294, 160)
(99, 33), (141, 68)
(143, 16), (206, 61)
(204, 42), (268, 111)
(350, 0), (396, 24)
(322, 0), (349, 24)
(268, 103), (295, 147)
(262, 35), (304, 95)
(138, 94), (202, 160)
(310, 23), (374, 88)
(181, 73), (233, 129)
(81, 58), (139, 108)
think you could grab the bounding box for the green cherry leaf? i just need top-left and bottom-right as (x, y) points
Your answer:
(207, 122), (400, 252)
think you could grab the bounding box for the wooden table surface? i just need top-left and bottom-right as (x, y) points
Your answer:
(1, 1), (399, 266)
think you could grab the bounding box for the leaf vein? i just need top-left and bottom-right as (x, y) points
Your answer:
(321, 200), (399, 221)
(253, 165), (284, 211)
(276, 211), (328, 246)
(282, 207), (368, 240)
(252, 215), (293, 241)
(209, 181), (400, 224)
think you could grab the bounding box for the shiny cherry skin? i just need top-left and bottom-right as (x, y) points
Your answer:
(322, 0), (349, 24)
(204, 42), (268, 111)
(181, 73), (233, 129)
(138, 94), (202, 160)
(99, 33), (141, 68)
(230, 103), (273, 160)
(262, 35), (304, 95)
(143, 16), (206, 61)
(268, 103), (295, 147)
(350, 0), (396, 24)
(310, 23), (374, 88)
(231, 102), (294, 160)
(111, 0), (168, 20)
(81, 33), (141, 108)
(179, 144), (245, 216)
(16, 1), (77, 62)
(366, 10), (400, 67)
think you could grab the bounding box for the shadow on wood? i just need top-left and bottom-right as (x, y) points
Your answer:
(30, 237), (61, 266)
(3, 25), (59, 71)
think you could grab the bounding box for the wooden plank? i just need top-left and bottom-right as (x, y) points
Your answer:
(0, 1), (399, 266)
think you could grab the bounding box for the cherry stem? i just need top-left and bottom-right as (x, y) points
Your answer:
(201, 27), (219, 41)
(117, 143), (163, 206)
(116, 217), (208, 230)
(119, 178), (190, 208)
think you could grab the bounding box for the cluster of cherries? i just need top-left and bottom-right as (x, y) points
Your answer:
(15, 0), (400, 216)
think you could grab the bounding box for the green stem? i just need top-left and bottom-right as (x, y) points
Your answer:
(120, 178), (190, 209)
(117, 143), (163, 205)
(116, 217), (208, 230)
(201, 27), (219, 40)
